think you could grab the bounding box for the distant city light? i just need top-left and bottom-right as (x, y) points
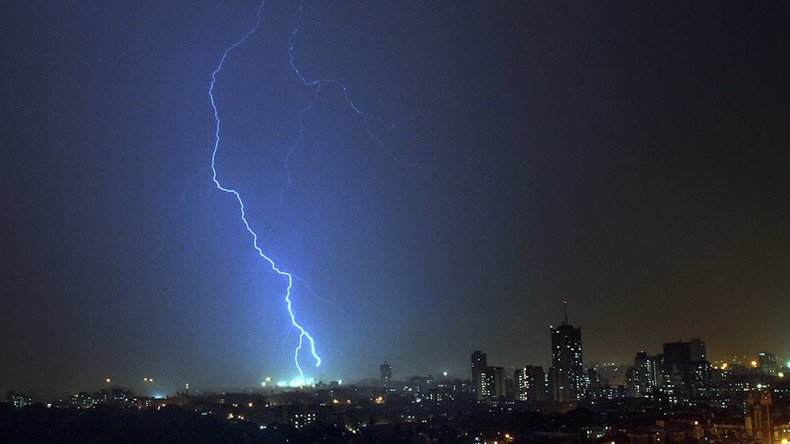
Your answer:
(750, 360), (758, 368)
(442, 371), (448, 377)
(105, 378), (111, 384)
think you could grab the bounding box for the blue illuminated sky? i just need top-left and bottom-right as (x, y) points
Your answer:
(2, 1), (789, 396)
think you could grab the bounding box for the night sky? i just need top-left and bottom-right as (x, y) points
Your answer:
(2, 1), (789, 397)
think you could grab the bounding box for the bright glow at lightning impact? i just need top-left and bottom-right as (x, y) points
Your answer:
(208, 0), (319, 378)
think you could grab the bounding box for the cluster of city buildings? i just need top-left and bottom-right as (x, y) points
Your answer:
(469, 315), (590, 405)
(467, 306), (786, 407)
(458, 307), (789, 443)
(4, 388), (157, 411)
(4, 306), (788, 443)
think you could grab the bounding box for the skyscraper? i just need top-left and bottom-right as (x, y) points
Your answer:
(689, 338), (706, 361)
(514, 368), (525, 400)
(662, 339), (711, 396)
(515, 365), (547, 401)
(549, 302), (585, 402)
(663, 341), (691, 391)
(471, 350), (487, 400)
(630, 351), (661, 396)
(757, 351), (777, 375)
(480, 366), (504, 400)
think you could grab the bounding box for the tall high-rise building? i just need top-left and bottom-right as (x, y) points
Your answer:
(514, 368), (526, 400)
(380, 362), (392, 382)
(663, 341), (691, 391)
(549, 302), (585, 401)
(471, 350), (487, 400)
(631, 351), (661, 396)
(515, 365), (547, 401)
(757, 351), (777, 375)
(663, 341), (691, 368)
(663, 339), (711, 396)
(689, 338), (706, 361)
(480, 366), (504, 400)
(504, 375), (516, 400)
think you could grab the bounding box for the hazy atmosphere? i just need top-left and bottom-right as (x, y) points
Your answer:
(3, 0), (789, 398)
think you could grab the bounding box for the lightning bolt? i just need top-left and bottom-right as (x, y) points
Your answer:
(266, 0), (429, 242)
(208, 0), (319, 378)
(287, 1), (426, 171)
(208, 0), (426, 380)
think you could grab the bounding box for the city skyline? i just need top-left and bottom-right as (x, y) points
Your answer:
(4, 301), (786, 399)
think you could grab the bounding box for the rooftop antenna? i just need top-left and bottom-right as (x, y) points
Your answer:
(563, 300), (568, 324)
